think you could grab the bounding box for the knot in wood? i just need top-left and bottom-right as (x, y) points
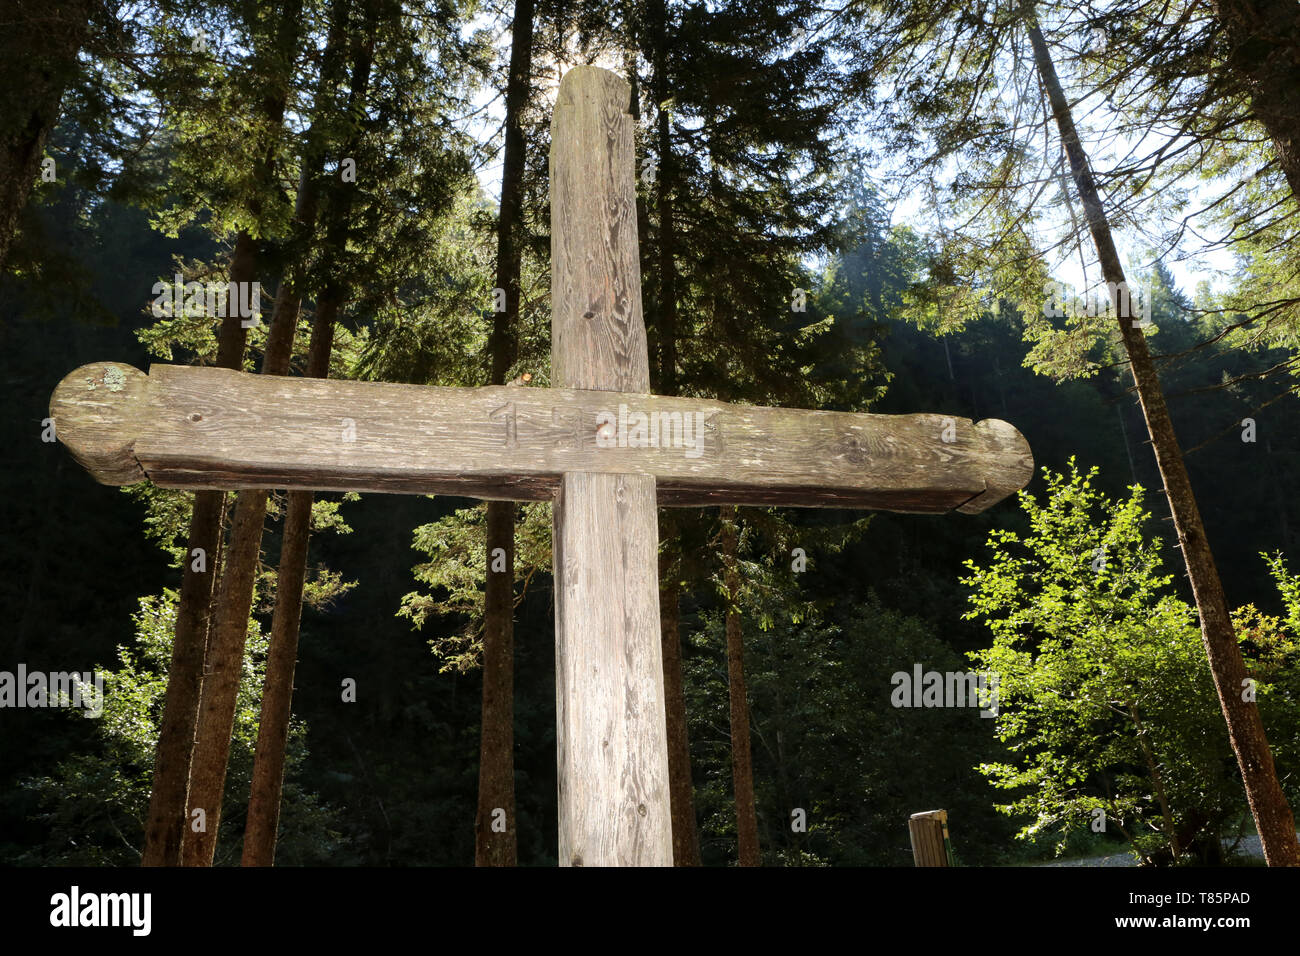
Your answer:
(835, 434), (870, 464)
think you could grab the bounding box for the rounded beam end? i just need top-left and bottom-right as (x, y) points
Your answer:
(956, 419), (1035, 514)
(50, 363), (149, 485)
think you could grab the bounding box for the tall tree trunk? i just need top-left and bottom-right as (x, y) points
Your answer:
(477, 498), (517, 865)
(241, 297), (337, 866)
(1025, 6), (1300, 866)
(184, 269), (306, 869)
(659, 518), (700, 865)
(721, 505), (760, 866)
(149, 99), (287, 868)
(141, 231), (257, 866)
(475, 0), (534, 868)
(184, 0), (370, 867)
(1213, 0), (1300, 199)
(182, 491), (272, 865)
(238, 0), (353, 867)
(0, 0), (94, 270)
(183, 289), (299, 866)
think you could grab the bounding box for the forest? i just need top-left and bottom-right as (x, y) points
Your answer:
(2, 0), (1300, 871)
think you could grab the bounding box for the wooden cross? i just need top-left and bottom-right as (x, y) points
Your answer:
(48, 67), (1033, 866)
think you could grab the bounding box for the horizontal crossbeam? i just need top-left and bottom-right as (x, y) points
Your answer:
(51, 362), (1033, 514)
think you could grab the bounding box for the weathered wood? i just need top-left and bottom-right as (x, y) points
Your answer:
(908, 809), (953, 867)
(50, 361), (1033, 514)
(554, 472), (668, 865)
(550, 66), (671, 866)
(48, 363), (149, 485)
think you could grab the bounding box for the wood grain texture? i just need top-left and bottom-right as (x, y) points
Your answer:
(550, 66), (671, 866)
(554, 472), (668, 865)
(550, 66), (649, 394)
(908, 811), (950, 867)
(48, 362), (1034, 514)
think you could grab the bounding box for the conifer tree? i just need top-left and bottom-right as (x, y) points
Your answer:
(1023, 1), (1299, 866)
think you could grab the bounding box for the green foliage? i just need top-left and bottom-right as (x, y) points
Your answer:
(1076, 0), (1300, 378)
(636, 0), (880, 410)
(122, 482), (194, 567)
(400, 501), (553, 673)
(962, 461), (1251, 863)
(353, 187), (511, 388)
(1239, 556), (1300, 796)
(18, 590), (347, 865)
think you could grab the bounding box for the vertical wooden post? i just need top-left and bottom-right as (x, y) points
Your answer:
(909, 810), (953, 866)
(550, 66), (672, 866)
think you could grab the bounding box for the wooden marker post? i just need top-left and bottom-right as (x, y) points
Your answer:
(909, 809), (955, 866)
(549, 67), (671, 865)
